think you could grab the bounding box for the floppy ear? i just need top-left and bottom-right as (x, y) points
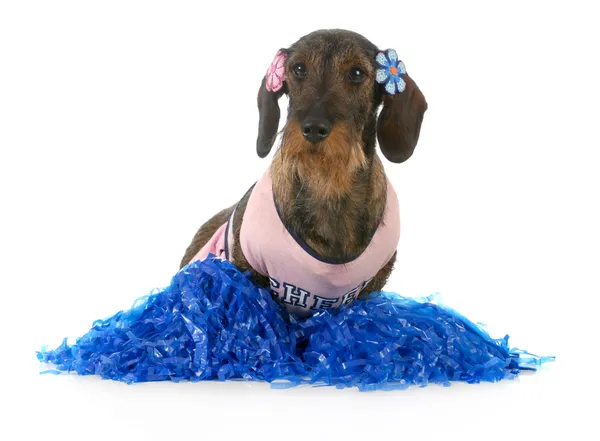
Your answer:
(256, 49), (288, 158)
(256, 77), (286, 158)
(377, 74), (428, 163)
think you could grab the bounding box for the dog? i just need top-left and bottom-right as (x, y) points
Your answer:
(180, 29), (427, 316)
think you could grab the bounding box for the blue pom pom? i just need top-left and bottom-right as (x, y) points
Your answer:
(37, 256), (553, 390)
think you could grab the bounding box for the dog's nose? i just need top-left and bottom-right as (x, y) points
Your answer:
(301, 118), (332, 143)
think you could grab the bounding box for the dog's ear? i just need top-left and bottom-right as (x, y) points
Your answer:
(257, 49), (288, 158)
(257, 78), (286, 158)
(376, 73), (428, 163)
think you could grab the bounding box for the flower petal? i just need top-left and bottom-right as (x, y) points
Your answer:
(266, 74), (274, 91)
(397, 60), (406, 75)
(387, 49), (398, 65)
(275, 54), (286, 69)
(385, 79), (396, 95)
(272, 74), (284, 92)
(375, 68), (389, 84)
(274, 64), (285, 78)
(376, 52), (389, 68)
(396, 76), (406, 93)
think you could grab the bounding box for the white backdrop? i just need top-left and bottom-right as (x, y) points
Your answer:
(1, 1), (598, 440)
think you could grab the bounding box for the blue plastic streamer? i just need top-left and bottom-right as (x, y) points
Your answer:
(37, 256), (553, 390)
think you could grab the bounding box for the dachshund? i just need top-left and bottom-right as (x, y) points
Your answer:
(180, 29), (427, 316)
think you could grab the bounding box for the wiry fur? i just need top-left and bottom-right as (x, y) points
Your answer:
(271, 121), (385, 262)
(273, 121), (367, 199)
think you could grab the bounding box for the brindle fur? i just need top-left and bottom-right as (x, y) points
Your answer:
(180, 29), (427, 299)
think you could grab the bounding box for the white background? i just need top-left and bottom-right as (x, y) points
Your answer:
(1, 1), (598, 439)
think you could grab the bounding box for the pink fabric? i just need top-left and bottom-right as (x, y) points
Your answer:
(190, 169), (400, 316)
(241, 170), (400, 316)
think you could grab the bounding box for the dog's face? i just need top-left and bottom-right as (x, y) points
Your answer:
(257, 29), (427, 166)
(284, 32), (378, 148)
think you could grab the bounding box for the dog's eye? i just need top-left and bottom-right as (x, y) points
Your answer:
(348, 67), (366, 83)
(292, 62), (307, 79)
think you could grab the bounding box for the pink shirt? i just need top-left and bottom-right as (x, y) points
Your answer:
(190, 169), (400, 316)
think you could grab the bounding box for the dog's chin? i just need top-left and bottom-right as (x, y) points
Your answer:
(273, 121), (367, 198)
(303, 141), (322, 153)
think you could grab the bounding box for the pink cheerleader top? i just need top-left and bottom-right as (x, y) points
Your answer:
(189, 168), (400, 316)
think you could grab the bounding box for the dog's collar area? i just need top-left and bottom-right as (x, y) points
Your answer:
(270, 186), (383, 266)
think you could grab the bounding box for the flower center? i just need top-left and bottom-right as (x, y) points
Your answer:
(390, 66), (398, 76)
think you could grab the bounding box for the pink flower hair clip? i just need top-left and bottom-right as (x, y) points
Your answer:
(265, 50), (287, 92)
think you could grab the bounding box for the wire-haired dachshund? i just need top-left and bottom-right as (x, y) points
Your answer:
(180, 29), (427, 316)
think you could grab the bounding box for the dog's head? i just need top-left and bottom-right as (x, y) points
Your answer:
(256, 29), (427, 166)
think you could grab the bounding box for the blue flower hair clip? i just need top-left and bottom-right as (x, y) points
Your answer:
(375, 49), (406, 95)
